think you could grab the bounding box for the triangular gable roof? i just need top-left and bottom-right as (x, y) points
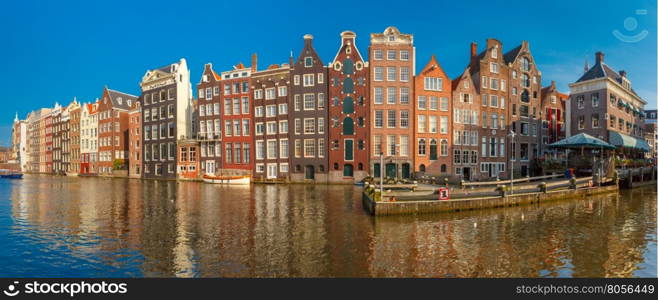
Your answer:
(452, 66), (476, 91)
(419, 54), (449, 79)
(295, 34), (325, 67)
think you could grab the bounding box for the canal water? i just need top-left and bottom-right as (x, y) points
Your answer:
(0, 175), (655, 277)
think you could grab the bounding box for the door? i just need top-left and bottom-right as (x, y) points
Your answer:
(385, 163), (396, 178)
(305, 165), (315, 180)
(521, 165), (528, 177)
(374, 163), (381, 178)
(401, 163), (410, 179)
(267, 164), (277, 179)
(206, 161), (215, 175)
(463, 167), (471, 181)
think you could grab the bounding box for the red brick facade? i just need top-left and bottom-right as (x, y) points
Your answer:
(413, 55), (452, 176)
(328, 31), (370, 183)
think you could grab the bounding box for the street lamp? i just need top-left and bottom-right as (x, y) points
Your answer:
(508, 130), (516, 194)
(380, 151), (384, 192)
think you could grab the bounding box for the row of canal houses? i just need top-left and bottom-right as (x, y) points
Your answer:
(12, 26), (649, 183)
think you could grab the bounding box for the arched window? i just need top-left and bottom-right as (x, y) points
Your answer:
(521, 57), (530, 72)
(521, 74), (530, 88)
(343, 78), (354, 94)
(418, 139), (426, 155)
(343, 164), (354, 177)
(430, 139), (438, 160)
(333, 163), (339, 170)
(440, 139), (448, 156)
(358, 163), (363, 170)
(342, 59), (354, 75)
(419, 164), (426, 172)
(343, 97), (354, 114)
(440, 164), (447, 173)
(343, 117), (354, 135)
(521, 89), (530, 102)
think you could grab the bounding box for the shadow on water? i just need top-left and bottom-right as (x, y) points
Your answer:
(0, 174), (655, 277)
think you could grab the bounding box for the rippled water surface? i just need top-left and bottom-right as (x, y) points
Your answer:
(0, 175), (655, 277)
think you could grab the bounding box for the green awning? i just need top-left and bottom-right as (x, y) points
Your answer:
(609, 131), (650, 152)
(548, 133), (616, 150)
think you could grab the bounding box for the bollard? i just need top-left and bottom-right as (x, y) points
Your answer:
(569, 177), (577, 190)
(496, 185), (508, 197)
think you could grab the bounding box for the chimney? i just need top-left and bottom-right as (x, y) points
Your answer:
(620, 70), (626, 78)
(551, 80), (556, 89)
(595, 51), (604, 64)
(251, 53), (258, 72)
(470, 42), (477, 66)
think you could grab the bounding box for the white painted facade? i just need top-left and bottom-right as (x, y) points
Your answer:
(80, 102), (99, 165)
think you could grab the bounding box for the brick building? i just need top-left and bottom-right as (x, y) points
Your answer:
(217, 58), (254, 176)
(289, 34), (329, 183)
(177, 139), (199, 179)
(539, 81), (567, 156)
(139, 58), (194, 179)
(97, 87), (137, 174)
(413, 55), (452, 177)
(196, 63), (223, 175)
(505, 41), (542, 176)
(51, 103), (62, 173)
(567, 51), (649, 156)
(469, 39), (508, 179)
(69, 101), (81, 175)
(369, 26), (414, 179)
(452, 67), (481, 180)
(328, 30), (370, 183)
(128, 102), (142, 177)
(253, 63), (289, 181)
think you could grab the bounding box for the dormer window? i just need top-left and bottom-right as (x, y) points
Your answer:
(304, 57), (313, 67)
(117, 97), (123, 105)
(388, 35), (395, 42)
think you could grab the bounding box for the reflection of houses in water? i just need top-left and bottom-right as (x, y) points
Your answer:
(369, 190), (653, 277)
(7, 177), (655, 277)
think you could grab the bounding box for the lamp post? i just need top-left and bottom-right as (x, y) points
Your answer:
(509, 130), (516, 194)
(380, 151), (384, 198)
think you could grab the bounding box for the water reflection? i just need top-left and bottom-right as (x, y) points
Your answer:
(2, 175), (655, 277)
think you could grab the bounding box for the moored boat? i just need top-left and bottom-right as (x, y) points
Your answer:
(0, 170), (23, 179)
(202, 174), (251, 185)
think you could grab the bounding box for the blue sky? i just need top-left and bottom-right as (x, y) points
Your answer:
(0, 0), (655, 146)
